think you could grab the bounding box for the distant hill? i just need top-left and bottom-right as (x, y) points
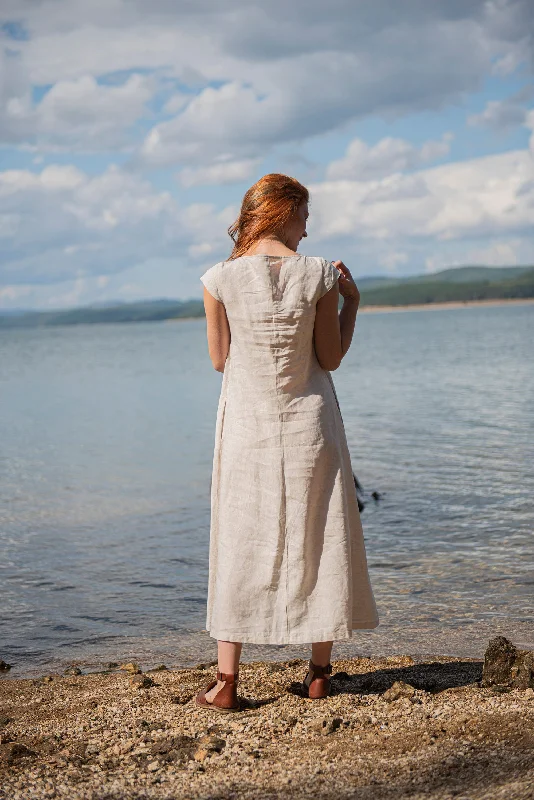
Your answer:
(360, 266), (534, 306)
(356, 265), (532, 291)
(0, 265), (532, 328)
(0, 298), (205, 329)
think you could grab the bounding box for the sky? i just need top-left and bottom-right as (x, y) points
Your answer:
(0, 0), (533, 311)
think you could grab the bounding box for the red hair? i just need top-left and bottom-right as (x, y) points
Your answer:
(227, 173), (309, 260)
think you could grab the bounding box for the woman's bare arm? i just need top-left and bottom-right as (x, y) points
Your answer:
(203, 287), (231, 372)
(313, 261), (360, 371)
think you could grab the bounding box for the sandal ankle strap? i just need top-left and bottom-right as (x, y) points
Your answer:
(309, 660), (332, 678)
(216, 670), (239, 682)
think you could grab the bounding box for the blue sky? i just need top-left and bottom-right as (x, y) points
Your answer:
(0, 0), (533, 310)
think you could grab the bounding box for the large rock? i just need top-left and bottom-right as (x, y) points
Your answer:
(482, 636), (534, 690)
(382, 681), (416, 702)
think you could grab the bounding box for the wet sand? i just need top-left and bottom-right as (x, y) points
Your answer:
(1, 653), (533, 799)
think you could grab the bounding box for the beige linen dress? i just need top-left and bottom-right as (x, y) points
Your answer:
(200, 254), (379, 644)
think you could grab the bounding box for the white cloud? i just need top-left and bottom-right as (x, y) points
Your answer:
(423, 238), (534, 273)
(163, 92), (191, 116)
(0, 164), (86, 194)
(0, 1), (533, 306)
(468, 99), (528, 131)
(1, 1), (532, 161)
(1, 72), (155, 151)
(0, 163), (234, 289)
(464, 241), (520, 266)
(1, 146), (531, 306)
(527, 109), (534, 155)
(325, 134), (452, 181)
(312, 149), (534, 243)
(177, 157), (261, 188)
(380, 251), (409, 274)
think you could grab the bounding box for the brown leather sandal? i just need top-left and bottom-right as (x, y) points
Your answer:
(195, 670), (241, 713)
(301, 659), (332, 699)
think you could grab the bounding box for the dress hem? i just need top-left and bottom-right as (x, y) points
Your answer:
(207, 619), (380, 645)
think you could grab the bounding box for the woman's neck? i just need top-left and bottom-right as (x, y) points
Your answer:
(243, 238), (298, 257)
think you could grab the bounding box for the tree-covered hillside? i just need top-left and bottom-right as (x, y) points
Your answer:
(360, 267), (534, 306)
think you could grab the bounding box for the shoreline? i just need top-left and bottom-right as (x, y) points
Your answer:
(357, 297), (534, 314)
(164, 297), (534, 322)
(1, 651), (533, 799)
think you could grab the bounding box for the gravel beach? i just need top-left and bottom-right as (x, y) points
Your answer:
(1, 649), (533, 799)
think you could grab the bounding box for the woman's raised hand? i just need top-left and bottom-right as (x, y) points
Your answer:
(332, 261), (360, 304)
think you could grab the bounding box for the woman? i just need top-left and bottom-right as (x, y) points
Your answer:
(195, 174), (379, 712)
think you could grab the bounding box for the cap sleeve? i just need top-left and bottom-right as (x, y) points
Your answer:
(200, 262), (223, 302)
(320, 258), (340, 298)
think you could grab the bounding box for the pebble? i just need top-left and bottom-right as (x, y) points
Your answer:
(120, 662), (142, 675)
(130, 674), (155, 689)
(382, 681), (416, 702)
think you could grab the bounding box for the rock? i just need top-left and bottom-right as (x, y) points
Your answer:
(511, 651), (534, 690)
(153, 664), (168, 671)
(0, 716), (13, 728)
(130, 674), (155, 689)
(64, 666), (82, 676)
(151, 735), (193, 754)
(382, 681), (416, 702)
(120, 662), (142, 674)
(147, 760), (160, 771)
(0, 742), (36, 764)
(169, 695), (188, 705)
(0, 661), (12, 671)
(312, 717), (343, 735)
(482, 637), (518, 686)
(524, 688), (534, 699)
(150, 735), (196, 765)
(192, 735), (226, 761)
(482, 637), (534, 690)
(196, 734), (226, 753)
(266, 663), (284, 673)
(37, 737), (58, 755)
(107, 661), (119, 669)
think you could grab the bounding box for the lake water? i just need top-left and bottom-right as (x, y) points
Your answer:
(1, 303), (533, 678)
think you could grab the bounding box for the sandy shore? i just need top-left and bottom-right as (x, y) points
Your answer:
(357, 297), (534, 314)
(1, 653), (533, 799)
